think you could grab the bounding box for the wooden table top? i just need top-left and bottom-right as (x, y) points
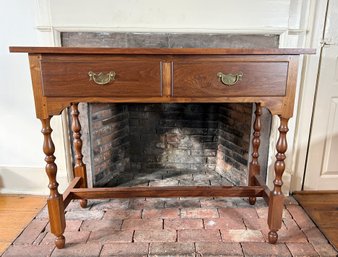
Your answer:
(9, 47), (316, 55)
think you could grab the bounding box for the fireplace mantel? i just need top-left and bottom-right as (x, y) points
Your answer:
(10, 46), (315, 249)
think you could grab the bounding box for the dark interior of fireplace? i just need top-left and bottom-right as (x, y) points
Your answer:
(63, 32), (275, 188)
(88, 103), (251, 187)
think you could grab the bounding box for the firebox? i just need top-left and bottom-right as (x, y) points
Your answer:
(83, 103), (252, 186)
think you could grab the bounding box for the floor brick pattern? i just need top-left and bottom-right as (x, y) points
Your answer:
(2, 195), (337, 257)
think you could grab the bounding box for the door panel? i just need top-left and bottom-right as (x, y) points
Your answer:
(304, 0), (338, 189)
(322, 98), (338, 175)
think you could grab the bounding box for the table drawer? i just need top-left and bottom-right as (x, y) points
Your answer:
(173, 61), (288, 97)
(41, 60), (162, 97)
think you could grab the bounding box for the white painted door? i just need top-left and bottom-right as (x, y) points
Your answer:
(304, 0), (338, 190)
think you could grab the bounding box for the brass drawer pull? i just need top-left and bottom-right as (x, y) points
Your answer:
(88, 71), (116, 85)
(217, 72), (243, 86)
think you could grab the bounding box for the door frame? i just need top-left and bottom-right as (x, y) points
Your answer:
(290, 0), (329, 192)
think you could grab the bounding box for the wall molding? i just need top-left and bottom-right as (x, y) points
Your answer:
(37, 26), (291, 35)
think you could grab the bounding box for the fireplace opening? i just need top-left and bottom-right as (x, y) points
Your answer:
(63, 32), (275, 188)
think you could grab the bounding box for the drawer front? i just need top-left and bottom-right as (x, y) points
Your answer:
(41, 60), (162, 97)
(173, 61), (288, 97)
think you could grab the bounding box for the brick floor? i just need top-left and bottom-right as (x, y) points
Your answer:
(2, 245), (55, 257)
(200, 198), (235, 208)
(88, 229), (133, 243)
(221, 229), (265, 242)
(218, 207), (259, 221)
(13, 219), (48, 245)
(311, 242), (338, 257)
(178, 229), (222, 242)
(65, 210), (104, 220)
(40, 231), (90, 245)
(122, 219), (163, 230)
(181, 208), (219, 218)
(3, 195), (337, 257)
(142, 208), (180, 219)
(164, 218), (203, 230)
(275, 228), (308, 243)
(243, 217), (270, 231)
(89, 199), (130, 211)
(204, 217), (246, 230)
(45, 220), (83, 233)
(100, 242), (149, 256)
(286, 242), (319, 257)
(241, 242), (292, 257)
(129, 198), (165, 209)
(164, 198), (201, 208)
(80, 219), (122, 231)
(134, 230), (176, 242)
(303, 227), (329, 244)
(104, 209), (141, 219)
(149, 242), (195, 256)
(196, 242), (243, 256)
(51, 242), (102, 257)
(286, 205), (316, 229)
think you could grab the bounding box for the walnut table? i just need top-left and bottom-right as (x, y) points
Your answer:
(10, 47), (315, 248)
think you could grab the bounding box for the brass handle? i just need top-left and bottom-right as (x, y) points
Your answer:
(217, 72), (243, 86)
(88, 71), (116, 85)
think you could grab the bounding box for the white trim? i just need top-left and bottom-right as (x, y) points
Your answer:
(290, 0), (328, 192)
(38, 26), (289, 35)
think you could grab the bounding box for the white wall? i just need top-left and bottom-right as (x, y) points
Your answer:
(47, 0), (290, 32)
(0, 0), (67, 194)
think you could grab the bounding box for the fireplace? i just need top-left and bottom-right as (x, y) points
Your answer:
(63, 32), (276, 187)
(84, 103), (251, 187)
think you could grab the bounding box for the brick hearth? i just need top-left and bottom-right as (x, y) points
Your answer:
(3, 196), (337, 257)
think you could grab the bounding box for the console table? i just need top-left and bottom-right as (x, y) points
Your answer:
(10, 47), (315, 248)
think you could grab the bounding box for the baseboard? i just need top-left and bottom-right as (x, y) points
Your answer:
(0, 166), (69, 195)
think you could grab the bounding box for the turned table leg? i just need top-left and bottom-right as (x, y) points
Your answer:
(248, 103), (262, 205)
(41, 117), (66, 249)
(71, 103), (88, 208)
(268, 116), (289, 244)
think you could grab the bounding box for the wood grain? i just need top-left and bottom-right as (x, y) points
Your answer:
(0, 195), (46, 255)
(268, 116), (289, 244)
(70, 103), (87, 189)
(43, 96), (286, 118)
(70, 186), (264, 199)
(254, 174), (270, 204)
(294, 191), (338, 250)
(173, 61), (288, 97)
(161, 61), (173, 98)
(248, 103), (262, 205)
(0, 195), (46, 211)
(9, 46), (316, 55)
(63, 177), (82, 208)
(40, 117), (66, 249)
(41, 59), (162, 97)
